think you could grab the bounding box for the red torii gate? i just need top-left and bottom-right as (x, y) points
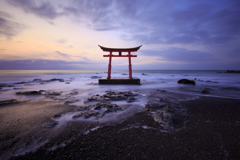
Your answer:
(98, 45), (142, 79)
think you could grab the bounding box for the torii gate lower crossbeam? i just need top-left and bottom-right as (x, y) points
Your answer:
(99, 45), (141, 79)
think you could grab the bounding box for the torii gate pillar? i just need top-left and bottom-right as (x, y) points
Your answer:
(98, 45), (142, 84)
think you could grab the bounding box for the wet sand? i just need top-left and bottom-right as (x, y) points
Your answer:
(4, 96), (239, 160)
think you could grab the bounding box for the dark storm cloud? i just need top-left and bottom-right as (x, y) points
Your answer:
(129, 1), (240, 45)
(7, 0), (64, 20)
(0, 11), (25, 39)
(141, 48), (215, 63)
(59, 0), (240, 45)
(0, 59), (89, 70)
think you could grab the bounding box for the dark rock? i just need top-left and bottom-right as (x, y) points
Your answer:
(53, 114), (62, 118)
(144, 101), (166, 112)
(32, 79), (42, 82)
(50, 78), (64, 82)
(42, 121), (58, 128)
(205, 80), (212, 83)
(178, 79), (195, 85)
(0, 99), (19, 106)
(16, 91), (42, 95)
(142, 73), (147, 75)
(144, 101), (188, 130)
(91, 76), (102, 79)
(153, 111), (173, 129)
(201, 88), (210, 94)
(14, 81), (28, 84)
(13, 87), (23, 90)
(0, 83), (15, 87)
(65, 82), (70, 84)
(212, 81), (219, 83)
(157, 89), (167, 93)
(221, 87), (240, 91)
(122, 73), (128, 75)
(127, 97), (135, 103)
(72, 110), (99, 119)
(46, 91), (61, 96)
(64, 100), (79, 104)
(88, 82), (98, 85)
(224, 70), (240, 73)
(77, 106), (90, 111)
(86, 91), (138, 103)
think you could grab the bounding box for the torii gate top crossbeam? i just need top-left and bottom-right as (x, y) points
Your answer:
(98, 45), (142, 52)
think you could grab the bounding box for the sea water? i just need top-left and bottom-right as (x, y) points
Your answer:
(0, 70), (240, 101)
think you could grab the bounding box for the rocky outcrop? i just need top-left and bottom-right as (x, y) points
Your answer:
(0, 99), (19, 106)
(201, 88), (210, 94)
(91, 76), (102, 79)
(217, 70), (240, 73)
(0, 84), (14, 87)
(225, 70), (240, 73)
(178, 79), (195, 85)
(42, 121), (58, 128)
(72, 102), (122, 119)
(49, 78), (64, 82)
(86, 91), (138, 103)
(64, 100), (79, 104)
(221, 87), (240, 91)
(144, 101), (188, 130)
(45, 91), (61, 96)
(16, 90), (43, 95)
(73, 110), (100, 119)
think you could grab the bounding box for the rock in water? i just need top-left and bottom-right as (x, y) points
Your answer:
(0, 99), (19, 106)
(16, 90), (42, 95)
(91, 76), (102, 79)
(201, 88), (210, 94)
(177, 79), (195, 85)
(127, 97), (135, 103)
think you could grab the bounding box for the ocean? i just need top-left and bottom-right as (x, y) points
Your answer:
(0, 70), (240, 101)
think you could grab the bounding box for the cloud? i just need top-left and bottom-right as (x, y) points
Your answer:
(57, 0), (240, 46)
(55, 51), (69, 57)
(0, 11), (25, 39)
(126, 1), (240, 45)
(6, 0), (240, 45)
(7, 0), (64, 20)
(141, 47), (216, 64)
(63, 0), (118, 31)
(0, 59), (90, 70)
(56, 38), (67, 44)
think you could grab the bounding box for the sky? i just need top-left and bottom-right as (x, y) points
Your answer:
(0, 0), (240, 70)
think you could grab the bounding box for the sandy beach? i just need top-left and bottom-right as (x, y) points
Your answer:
(0, 95), (239, 159)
